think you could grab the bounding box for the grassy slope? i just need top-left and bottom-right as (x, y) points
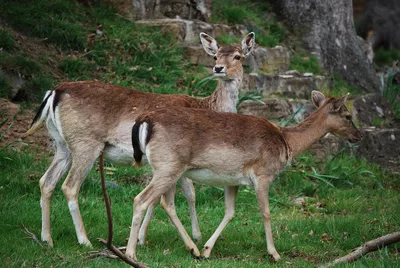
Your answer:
(0, 1), (399, 267)
(0, 149), (399, 267)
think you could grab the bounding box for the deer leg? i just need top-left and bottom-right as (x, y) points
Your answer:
(180, 177), (201, 242)
(160, 184), (201, 258)
(256, 176), (280, 261)
(138, 197), (160, 246)
(201, 186), (238, 258)
(61, 143), (103, 247)
(40, 142), (71, 246)
(125, 174), (178, 260)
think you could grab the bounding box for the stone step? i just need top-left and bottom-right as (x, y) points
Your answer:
(242, 71), (327, 99)
(186, 44), (291, 73)
(238, 98), (292, 120)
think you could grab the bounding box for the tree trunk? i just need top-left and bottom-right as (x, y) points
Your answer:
(270, 0), (381, 93)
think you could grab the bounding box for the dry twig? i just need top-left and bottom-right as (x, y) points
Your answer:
(22, 224), (44, 248)
(98, 152), (148, 268)
(321, 232), (400, 267)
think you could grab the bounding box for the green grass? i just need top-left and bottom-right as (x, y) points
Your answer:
(0, 0), (89, 50)
(382, 71), (400, 119)
(1, 147), (399, 267)
(289, 54), (321, 74)
(211, 0), (286, 47)
(374, 49), (400, 67)
(0, 29), (16, 50)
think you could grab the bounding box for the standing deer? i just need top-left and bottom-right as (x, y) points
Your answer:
(127, 91), (362, 261)
(26, 32), (256, 247)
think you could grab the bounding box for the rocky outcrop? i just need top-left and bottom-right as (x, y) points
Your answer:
(356, 127), (400, 171)
(133, 0), (213, 22)
(238, 98), (292, 120)
(352, 93), (395, 126)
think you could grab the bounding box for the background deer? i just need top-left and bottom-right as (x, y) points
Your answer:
(127, 91), (362, 261)
(26, 32), (255, 248)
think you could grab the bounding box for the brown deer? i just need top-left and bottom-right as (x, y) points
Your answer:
(26, 32), (256, 248)
(127, 91), (362, 261)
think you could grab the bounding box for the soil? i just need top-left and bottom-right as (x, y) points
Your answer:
(0, 98), (53, 155)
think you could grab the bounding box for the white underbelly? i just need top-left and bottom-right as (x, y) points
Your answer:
(184, 168), (254, 187)
(103, 144), (133, 166)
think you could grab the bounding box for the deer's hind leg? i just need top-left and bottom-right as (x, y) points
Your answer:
(40, 140), (71, 246)
(61, 141), (104, 247)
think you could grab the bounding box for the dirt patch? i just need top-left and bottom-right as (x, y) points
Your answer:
(0, 98), (53, 154)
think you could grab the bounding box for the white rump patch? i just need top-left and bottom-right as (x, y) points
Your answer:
(139, 122), (149, 153)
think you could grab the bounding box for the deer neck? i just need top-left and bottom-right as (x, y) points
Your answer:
(199, 77), (242, 113)
(281, 111), (329, 157)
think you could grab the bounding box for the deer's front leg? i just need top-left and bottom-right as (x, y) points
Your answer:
(201, 186), (238, 258)
(255, 175), (280, 261)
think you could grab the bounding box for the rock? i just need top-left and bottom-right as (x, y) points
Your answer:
(309, 134), (346, 160)
(185, 45), (214, 66)
(352, 93), (395, 127)
(356, 127), (400, 171)
(287, 99), (315, 122)
(238, 98), (292, 120)
(246, 72), (324, 99)
(133, 0), (212, 22)
(245, 46), (291, 74)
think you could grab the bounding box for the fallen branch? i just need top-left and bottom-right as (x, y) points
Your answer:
(321, 231), (400, 267)
(98, 152), (148, 268)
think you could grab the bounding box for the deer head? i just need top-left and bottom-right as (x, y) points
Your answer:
(200, 32), (255, 79)
(311, 91), (362, 143)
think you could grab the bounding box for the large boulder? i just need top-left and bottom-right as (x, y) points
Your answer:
(133, 0), (213, 22)
(245, 46), (291, 74)
(246, 71), (326, 99)
(356, 127), (400, 171)
(238, 98), (292, 120)
(351, 93), (395, 127)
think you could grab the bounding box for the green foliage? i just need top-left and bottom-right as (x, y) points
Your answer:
(59, 57), (96, 80)
(326, 74), (362, 98)
(216, 35), (240, 45)
(0, 52), (42, 77)
(0, 74), (12, 98)
(0, 51), (54, 101)
(0, 29), (16, 50)
(374, 49), (400, 67)
(211, 0), (286, 47)
(236, 89), (265, 110)
(382, 71), (400, 119)
(289, 54), (321, 74)
(0, 0), (88, 50)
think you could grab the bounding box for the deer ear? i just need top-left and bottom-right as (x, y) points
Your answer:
(241, 32), (255, 57)
(331, 93), (349, 112)
(311, 90), (326, 108)
(200, 32), (219, 56)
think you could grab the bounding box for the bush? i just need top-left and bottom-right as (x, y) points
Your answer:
(0, 30), (16, 50)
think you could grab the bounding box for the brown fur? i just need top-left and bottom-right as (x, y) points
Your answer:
(126, 91), (362, 261)
(27, 32), (256, 249)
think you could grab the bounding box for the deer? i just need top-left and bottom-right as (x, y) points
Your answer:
(26, 32), (256, 248)
(126, 90), (362, 261)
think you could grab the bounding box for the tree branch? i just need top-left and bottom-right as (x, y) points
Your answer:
(99, 152), (148, 268)
(321, 232), (400, 267)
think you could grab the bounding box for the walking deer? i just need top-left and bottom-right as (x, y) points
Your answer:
(26, 32), (256, 247)
(127, 91), (362, 261)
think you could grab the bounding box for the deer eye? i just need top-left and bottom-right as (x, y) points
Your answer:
(234, 55), (241, 60)
(213, 56), (217, 61)
(345, 115), (352, 120)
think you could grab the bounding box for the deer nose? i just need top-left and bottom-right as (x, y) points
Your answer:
(214, 66), (224, 73)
